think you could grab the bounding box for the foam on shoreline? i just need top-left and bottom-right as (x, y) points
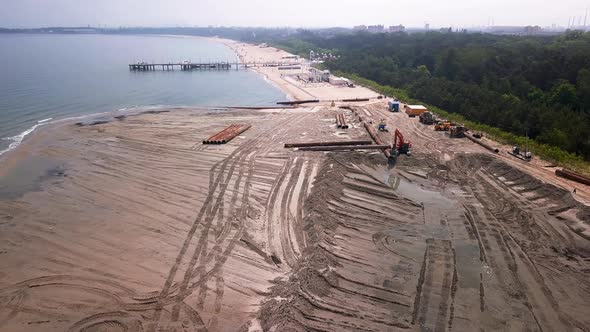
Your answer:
(0, 107), (152, 158)
(0, 120), (48, 156)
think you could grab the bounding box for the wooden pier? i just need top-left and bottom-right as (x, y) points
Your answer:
(128, 61), (301, 71)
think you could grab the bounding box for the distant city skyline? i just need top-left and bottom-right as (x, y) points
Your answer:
(1, 0), (589, 29)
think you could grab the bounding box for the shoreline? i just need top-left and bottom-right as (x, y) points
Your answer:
(0, 102), (588, 331)
(1, 36), (589, 332)
(0, 35), (288, 160)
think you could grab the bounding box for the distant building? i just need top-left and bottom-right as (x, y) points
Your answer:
(388, 25), (405, 33)
(489, 26), (525, 34)
(425, 23), (430, 30)
(308, 68), (331, 82)
(367, 25), (385, 33)
(489, 26), (545, 35)
(353, 25), (367, 31)
(524, 25), (542, 34)
(329, 76), (351, 86)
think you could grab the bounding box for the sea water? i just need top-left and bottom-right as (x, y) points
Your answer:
(0, 33), (286, 155)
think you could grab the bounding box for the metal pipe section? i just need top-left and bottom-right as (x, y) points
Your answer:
(342, 98), (370, 102)
(335, 113), (349, 129)
(206, 124), (238, 143)
(285, 140), (373, 148)
(277, 99), (319, 105)
(339, 113), (348, 129)
(556, 169), (590, 186)
(465, 134), (500, 153)
(363, 122), (391, 158)
(298, 144), (392, 151)
(203, 124), (251, 144)
(221, 124), (251, 144)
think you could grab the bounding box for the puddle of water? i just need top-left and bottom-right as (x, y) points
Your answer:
(453, 241), (482, 289)
(388, 174), (454, 208)
(0, 156), (65, 200)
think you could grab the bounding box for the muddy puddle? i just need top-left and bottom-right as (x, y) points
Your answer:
(0, 156), (65, 199)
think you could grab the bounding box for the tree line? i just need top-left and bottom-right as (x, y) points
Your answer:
(273, 31), (590, 161)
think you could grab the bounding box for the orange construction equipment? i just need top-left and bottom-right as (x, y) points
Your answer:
(393, 129), (411, 156)
(435, 121), (452, 131)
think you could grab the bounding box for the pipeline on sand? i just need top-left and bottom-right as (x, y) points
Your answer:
(298, 144), (392, 151)
(555, 169), (590, 186)
(335, 113), (349, 129)
(277, 99), (319, 105)
(203, 124), (251, 144)
(465, 134), (499, 153)
(363, 122), (392, 159)
(284, 140), (373, 148)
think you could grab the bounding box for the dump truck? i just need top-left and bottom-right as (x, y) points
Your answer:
(405, 105), (428, 117)
(419, 112), (436, 124)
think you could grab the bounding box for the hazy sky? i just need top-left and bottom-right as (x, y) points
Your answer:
(2, 0), (589, 28)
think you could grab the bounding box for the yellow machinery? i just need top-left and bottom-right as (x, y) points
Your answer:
(435, 121), (452, 131)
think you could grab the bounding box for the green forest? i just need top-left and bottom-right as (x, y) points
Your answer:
(272, 31), (590, 164)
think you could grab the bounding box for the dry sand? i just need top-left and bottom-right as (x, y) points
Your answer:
(218, 39), (380, 102)
(0, 40), (589, 332)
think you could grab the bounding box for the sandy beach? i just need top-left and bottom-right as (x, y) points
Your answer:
(215, 38), (380, 102)
(0, 40), (589, 332)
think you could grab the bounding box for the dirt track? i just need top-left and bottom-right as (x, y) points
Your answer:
(0, 103), (589, 331)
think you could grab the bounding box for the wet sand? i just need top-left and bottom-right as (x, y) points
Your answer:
(0, 41), (589, 332)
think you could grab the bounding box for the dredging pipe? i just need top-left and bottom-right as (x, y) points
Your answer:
(298, 144), (392, 151)
(466, 134), (499, 153)
(363, 122), (392, 158)
(284, 140), (372, 148)
(556, 169), (590, 186)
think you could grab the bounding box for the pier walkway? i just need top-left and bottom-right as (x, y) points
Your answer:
(128, 61), (302, 71)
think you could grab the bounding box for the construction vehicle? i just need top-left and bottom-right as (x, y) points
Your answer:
(419, 111), (436, 124)
(435, 121), (452, 131)
(391, 129), (411, 157)
(508, 146), (532, 161)
(378, 119), (388, 132)
(405, 105), (428, 117)
(388, 99), (400, 112)
(449, 125), (466, 138)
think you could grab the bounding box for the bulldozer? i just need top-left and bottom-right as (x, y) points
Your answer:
(449, 125), (466, 138)
(435, 121), (452, 131)
(419, 111), (436, 125)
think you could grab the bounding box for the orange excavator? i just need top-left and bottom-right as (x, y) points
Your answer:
(392, 129), (412, 157)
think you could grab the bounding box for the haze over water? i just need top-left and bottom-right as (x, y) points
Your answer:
(0, 34), (286, 155)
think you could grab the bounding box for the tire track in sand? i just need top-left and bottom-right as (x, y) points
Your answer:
(150, 114), (298, 331)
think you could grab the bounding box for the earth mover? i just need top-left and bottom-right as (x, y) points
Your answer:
(391, 129), (411, 157)
(449, 125), (466, 138)
(419, 112), (436, 125)
(435, 121), (452, 131)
